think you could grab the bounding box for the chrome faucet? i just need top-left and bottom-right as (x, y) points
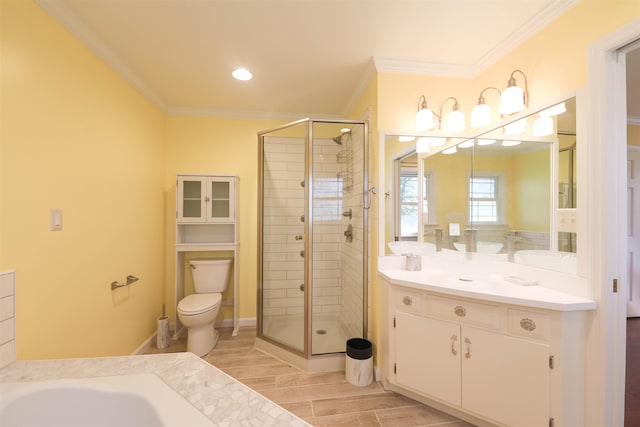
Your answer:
(506, 231), (520, 262)
(465, 229), (477, 253)
(435, 228), (443, 252)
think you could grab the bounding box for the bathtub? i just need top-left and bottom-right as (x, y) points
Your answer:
(0, 353), (310, 427)
(0, 373), (212, 427)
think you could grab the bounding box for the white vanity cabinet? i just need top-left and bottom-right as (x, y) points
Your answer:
(175, 174), (239, 337)
(382, 277), (589, 427)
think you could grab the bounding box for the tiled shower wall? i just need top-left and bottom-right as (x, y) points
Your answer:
(262, 131), (365, 339)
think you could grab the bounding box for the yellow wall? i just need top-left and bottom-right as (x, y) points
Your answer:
(0, 0), (166, 358)
(164, 116), (286, 323)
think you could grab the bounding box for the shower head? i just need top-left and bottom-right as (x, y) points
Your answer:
(332, 135), (343, 145)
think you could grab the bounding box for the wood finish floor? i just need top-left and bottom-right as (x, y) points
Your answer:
(626, 317), (640, 427)
(146, 326), (471, 427)
(146, 321), (640, 426)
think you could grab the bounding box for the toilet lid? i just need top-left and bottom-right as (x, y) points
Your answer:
(178, 293), (221, 315)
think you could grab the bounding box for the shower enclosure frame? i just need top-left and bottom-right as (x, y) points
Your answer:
(257, 118), (369, 370)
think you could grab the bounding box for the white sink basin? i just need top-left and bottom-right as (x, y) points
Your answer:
(453, 241), (504, 254)
(387, 241), (435, 255)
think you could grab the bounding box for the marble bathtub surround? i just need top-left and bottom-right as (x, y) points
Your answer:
(0, 352), (310, 427)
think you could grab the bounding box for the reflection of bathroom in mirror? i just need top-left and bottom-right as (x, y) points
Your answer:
(383, 96), (578, 274)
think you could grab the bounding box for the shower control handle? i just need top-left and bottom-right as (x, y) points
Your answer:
(295, 234), (303, 240)
(344, 224), (353, 243)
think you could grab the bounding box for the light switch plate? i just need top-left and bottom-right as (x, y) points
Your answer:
(50, 208), (63, 231)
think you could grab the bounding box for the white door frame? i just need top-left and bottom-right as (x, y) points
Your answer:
(628, 146), (640, 317)
(585, 18), (640, 426)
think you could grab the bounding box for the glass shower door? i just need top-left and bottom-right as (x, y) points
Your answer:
(310, 121), (366, 355)
(259, 121), (307, 352)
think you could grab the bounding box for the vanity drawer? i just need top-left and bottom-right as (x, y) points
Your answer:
(507, 309), (550, 341)
(394, 287), (426, 314)
(428, 295), (500, 329)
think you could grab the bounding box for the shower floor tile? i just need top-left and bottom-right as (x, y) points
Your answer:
(145, 326), (474, 427)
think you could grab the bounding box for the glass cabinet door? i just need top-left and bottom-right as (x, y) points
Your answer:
(178, 177), (206, 222)
(207, 178), (235, 221)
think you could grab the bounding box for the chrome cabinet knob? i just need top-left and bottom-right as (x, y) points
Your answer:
(402, 296), (412, 306)
(454, 305), (467, 317)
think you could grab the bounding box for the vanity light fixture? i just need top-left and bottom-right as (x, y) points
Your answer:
(440, 97), (465, 132)
(471, 87), (501, 128)
(476, 138), (496, 146)
(416, 95), (436, 130)
(539, 102), (566, 117)
(416, 137), (430, 153)
(232, 68), (253, 81)
(442, 146), (458, 154)
(427, 137), (447, 147)
(499, 70), (529, 115)
(458, 139), (474, 148)
(504, 118), (527, 135)
(415, 96), (465, 132)
(533, 116), (554, 136)
(398, 136), (416, 142)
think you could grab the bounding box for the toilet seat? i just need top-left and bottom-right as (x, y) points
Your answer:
(177, 293), (221, 315)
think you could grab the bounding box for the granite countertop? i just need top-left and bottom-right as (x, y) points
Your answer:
(0, 352), (310, 427)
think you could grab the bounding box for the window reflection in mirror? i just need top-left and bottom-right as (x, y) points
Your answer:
(383, 96), (578, 274)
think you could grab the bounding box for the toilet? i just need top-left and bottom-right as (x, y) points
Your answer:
(177, 258), (232, 356)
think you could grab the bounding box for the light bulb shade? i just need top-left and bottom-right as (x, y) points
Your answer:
(416, 108), (435, 131)
(416, 137), (430, 153)
(470, 103), (491, 128)
(443, 146), (458, 154)
(539, 102), (566, 117)
(500, 85), (525, 115)
(477, 139), (496, 146)
(504, 118), (527, 135)
(445, 109), (465, 132)
(502, 140), (521, 146)
(427, 137), (446, 147)
(459, 139), (474, 148)
(533, 116), (554, 136)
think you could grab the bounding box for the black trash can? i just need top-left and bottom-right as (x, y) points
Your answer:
(345, 338), (373, 386)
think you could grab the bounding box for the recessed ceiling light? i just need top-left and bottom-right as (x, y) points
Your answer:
(232, 68), (252, 81)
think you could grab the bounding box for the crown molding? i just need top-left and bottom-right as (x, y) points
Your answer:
(35, 0), (167, 111)
(472, 0), (580, 75)
(374, 0), (579, 78)
(373, 58), (475, 78)
(340, 59), (378, 117)
(166, 107), (341, 121)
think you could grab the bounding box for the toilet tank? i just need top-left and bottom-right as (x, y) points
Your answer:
(189, 259), (232, 293)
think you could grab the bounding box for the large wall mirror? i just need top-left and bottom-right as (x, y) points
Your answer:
(381, 96), (578, 275)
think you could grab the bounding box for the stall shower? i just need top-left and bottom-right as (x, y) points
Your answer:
(257, 119), (369, 371)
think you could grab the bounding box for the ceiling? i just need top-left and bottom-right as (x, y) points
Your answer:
(37, 0), (638, 121)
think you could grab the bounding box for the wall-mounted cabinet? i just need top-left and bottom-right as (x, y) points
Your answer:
(177, 176), (236, 223)
(174, 174), (239, 337)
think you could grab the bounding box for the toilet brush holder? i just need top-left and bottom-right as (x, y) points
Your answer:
(157, 316), (169, 349)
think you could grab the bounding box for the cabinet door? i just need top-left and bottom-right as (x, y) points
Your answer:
(177, 177), (206, 222)
(206, 177), (235, 221)
(461, 326), (549, 426)
(395, 311), (461, 406)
